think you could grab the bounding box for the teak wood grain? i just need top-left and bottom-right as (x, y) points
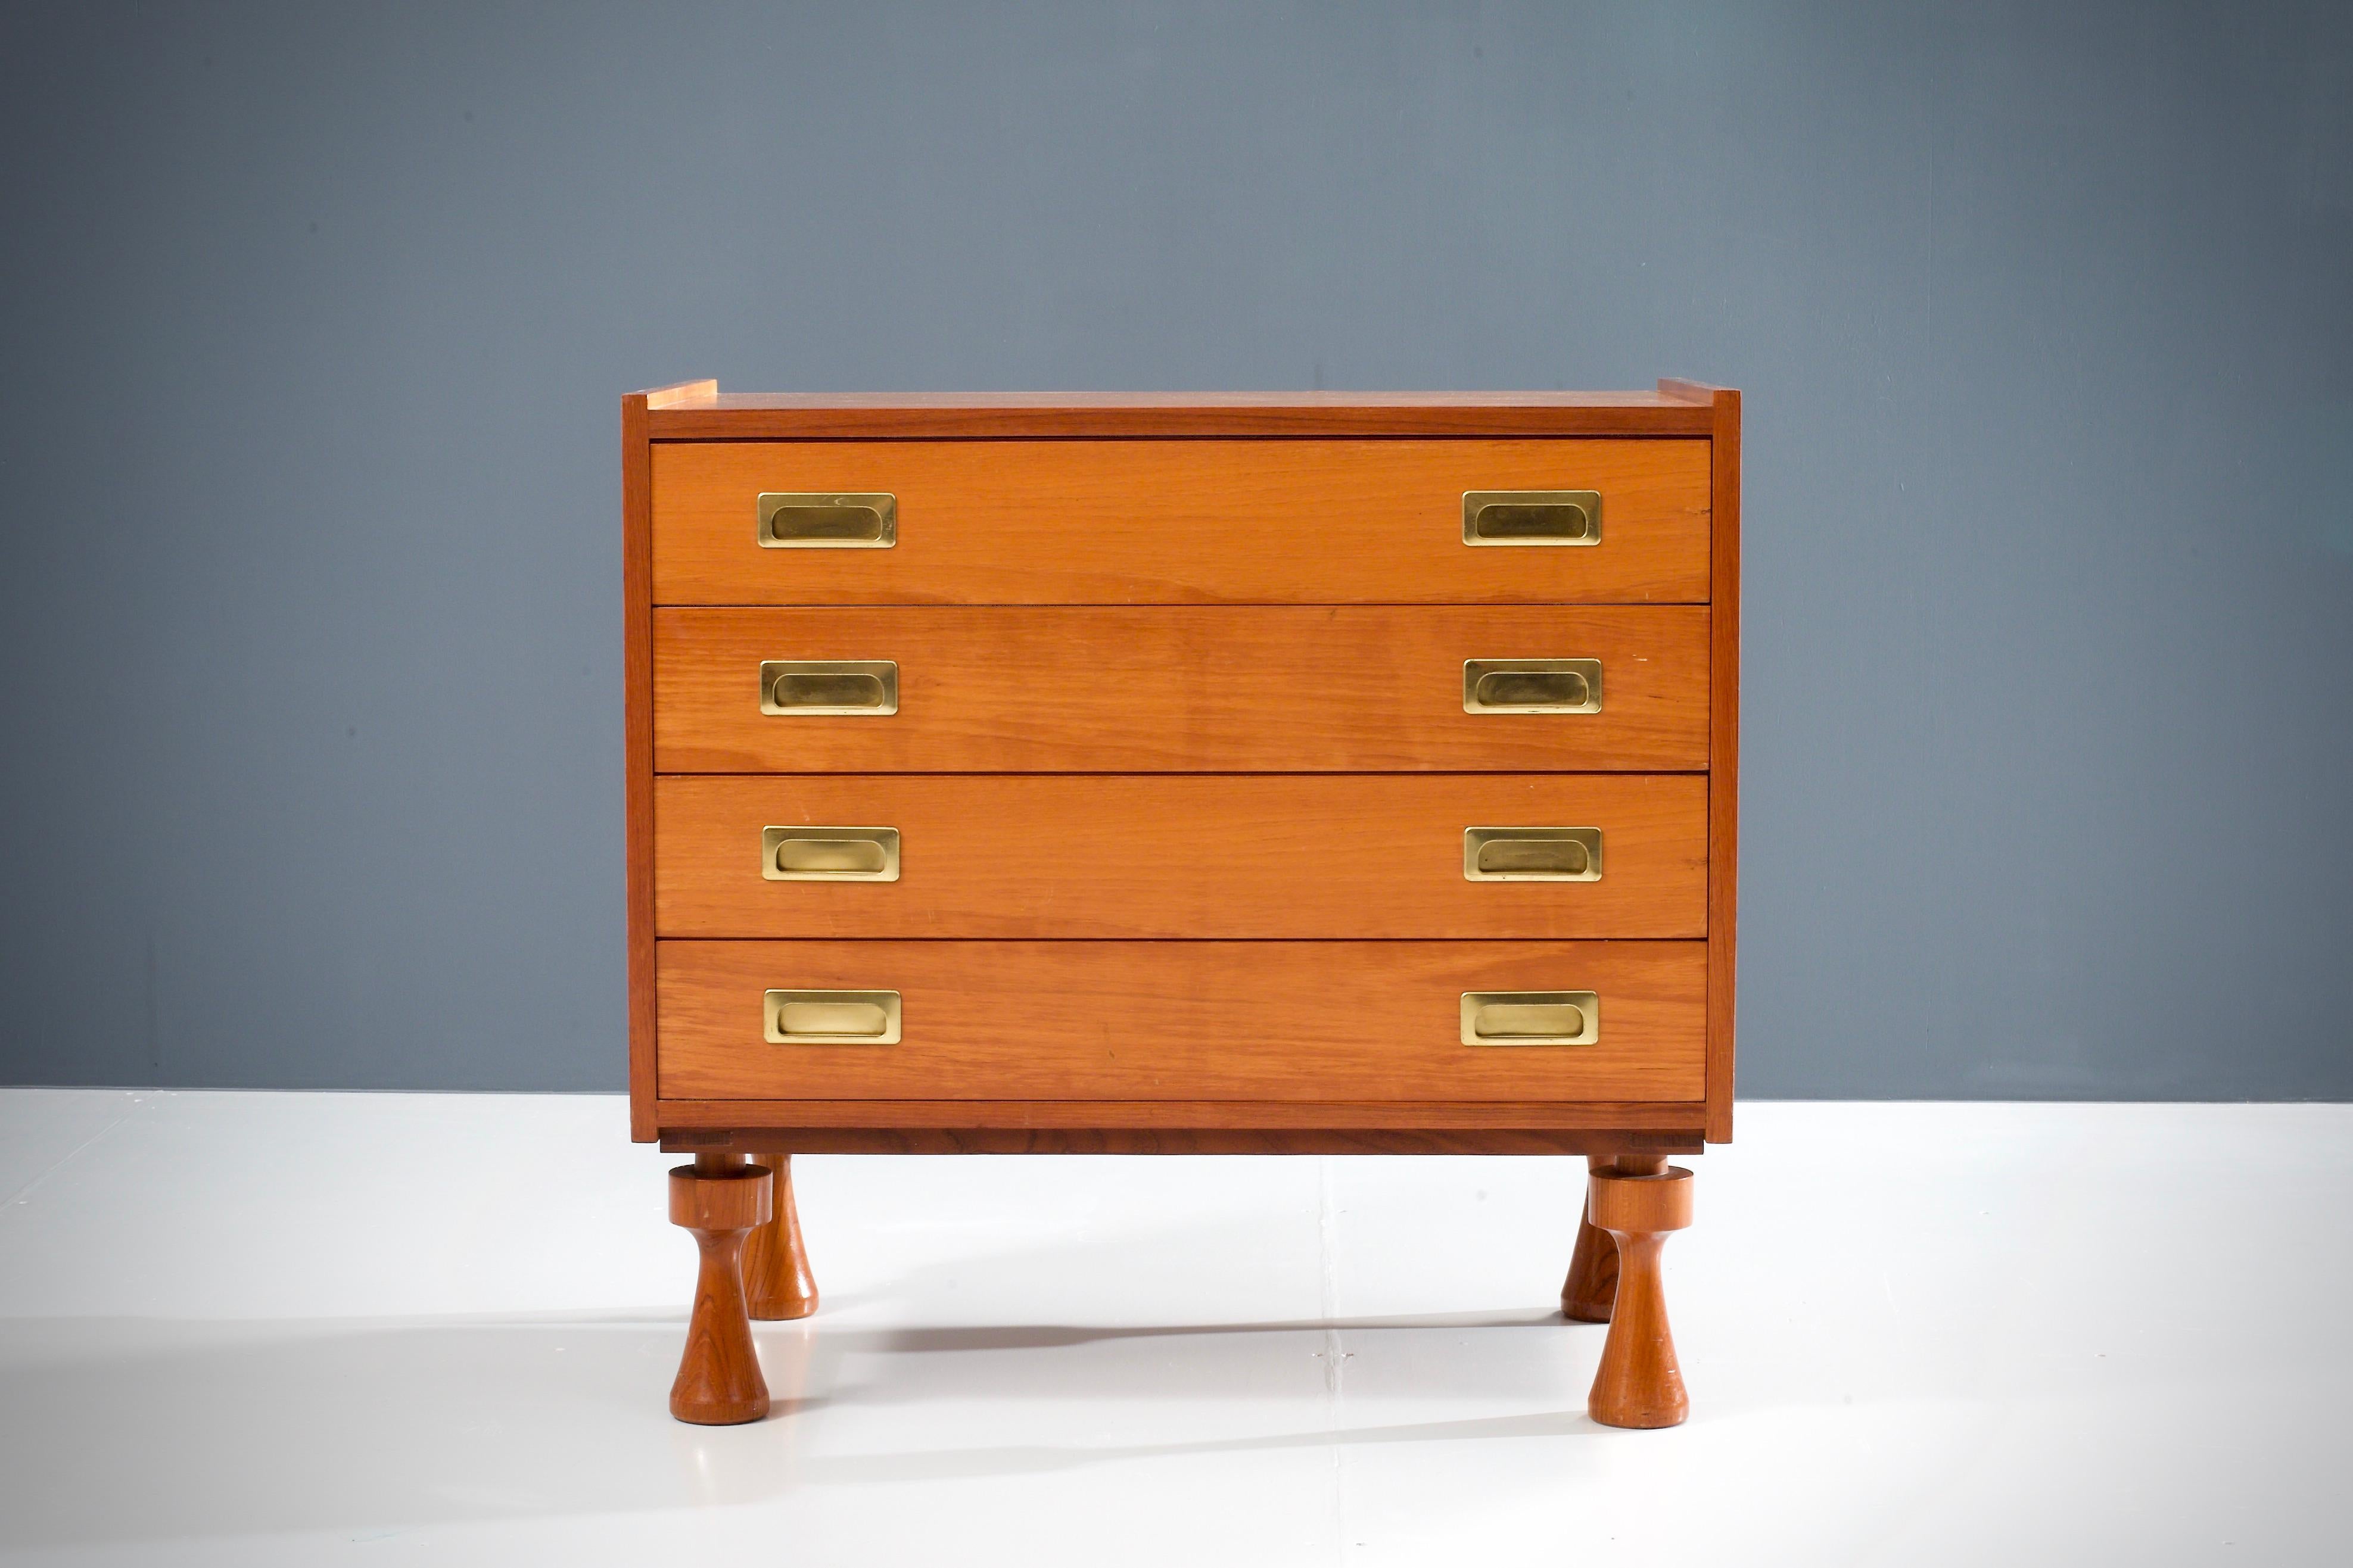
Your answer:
(651, 439), (1709, 605)
(625, 382), (1738, 1153)
(643, 389), (1716, 440)
(1662, 379), (1741, 1143)
(652, 605), (1710, 774)
(1584, 1162), (1695, 1427)
(653, 772), (1706, 939)
(665, 1128), (1704, 1155)
(650, 1098), (1710, 1132)
(666, 1154), (770, 1424)
(741, 1153), (818, 1321)
(622, 394), (669, 1139)
(655, 939), (1705, 1103)
(627, 384), (1739, 1432)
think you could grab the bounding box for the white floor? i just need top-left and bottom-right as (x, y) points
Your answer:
(0, 1095), (2346, 1566)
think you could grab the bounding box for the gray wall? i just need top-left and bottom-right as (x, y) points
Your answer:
(2, 2), (2348, 1098)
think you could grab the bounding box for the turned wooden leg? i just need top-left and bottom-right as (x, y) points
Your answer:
(668, 1152), (773, 1426)
(1586, 1159), (1694, 1429)
(742, 1152), (819, 1320)
(1561, 1155), (1621, 1321)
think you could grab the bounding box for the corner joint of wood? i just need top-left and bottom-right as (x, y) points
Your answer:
(641, 378), (719, 409)
(1657, 378), (1720, 406)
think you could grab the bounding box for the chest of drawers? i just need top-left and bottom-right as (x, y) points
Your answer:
(623, 381), (1739, 1430)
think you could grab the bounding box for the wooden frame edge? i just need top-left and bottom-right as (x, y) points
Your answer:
(623, 395), (652, 1137)
(650, 1098), (1708, 1131)
(1660, 379), (1741, 1143)
(643, 398), (1712, 441)
(643, 378), (718, 409)
(659, 1127), (1707, 1156)
(630, 380), (720, 1138)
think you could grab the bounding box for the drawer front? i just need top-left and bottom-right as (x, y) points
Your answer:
(651, 439), (1710, 605)
(656, 774), (1707, 939)
(652, 606), (1709, 772)
(656, 940), (1705, 1102)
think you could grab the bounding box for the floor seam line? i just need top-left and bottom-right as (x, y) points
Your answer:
(1318, 1154), (1347, 1564)
(0, 1092), (155, 1213)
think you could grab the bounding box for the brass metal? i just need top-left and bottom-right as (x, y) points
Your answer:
(756, 492), (897, 548)
(764, 989), (902, 1045)
(1461, 490), (1602, 545)
(1460, 991), (1601, 1046)
(761, 826), (901, 882)
(760, 660), (899, 716)
(1462, 658), (1602, 714)
(1463, 827), (1602, 881)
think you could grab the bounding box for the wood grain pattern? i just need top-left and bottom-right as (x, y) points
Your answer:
(653, 773), (1706, 939)
(653, 1099), (1708, 1131)
(645, 389), (1716, 440)
(1561, 1154), (1620, 1321)
(664, 1128), (1705, 1155)
(646, 379), (719, 409)
(666, 1153), (771, 1424)
(621, 391), (671, 1141)
(652, 605), (1710, 774)
(625, 384), (1739, 1160)
(656, 939), (1704, 1103)
(1584, 1162), (1694, 1428)
(1662, 380), (1741, 1145)
(741, 1153), (818, 1320)
(651, 439), (1709, 605)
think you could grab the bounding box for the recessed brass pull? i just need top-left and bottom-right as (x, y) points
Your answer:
(1462, 658), (1602, 713)
(762, 826), (901, 881)
(757, 492), (897, 547)
(764, 989), (901, 1044)
(760, 660), (899, 715)
(1462, 490), (1601, 545)
(1461, 990), (1600, 1046)
(1464, 827), (1602, 881)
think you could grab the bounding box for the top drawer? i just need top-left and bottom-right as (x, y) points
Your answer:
(650, 439), (1710, 606)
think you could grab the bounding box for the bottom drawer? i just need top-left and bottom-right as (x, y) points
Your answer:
(656, 940), (1704, 1103)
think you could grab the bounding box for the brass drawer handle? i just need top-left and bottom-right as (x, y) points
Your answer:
(762, 826), (901, 881)
(1462, 490), (1601, 545)
(1464, 827), (1602, 881)
(764, 989), (901, 1044)
(757, 492), (897, 547)
(1461, 991), (1599, 1046)
(760, 660), (899, 715)
(1462, 658), (1602, 713)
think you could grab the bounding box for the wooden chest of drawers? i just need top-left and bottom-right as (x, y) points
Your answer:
(623, 381), (1739, 1430)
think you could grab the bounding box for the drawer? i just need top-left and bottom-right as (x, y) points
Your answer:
(655, 774), (1707, 939)
(652, 606), (1710, 772)
(650, 439), (1710, 605)
(656, 940), (1705, 1102)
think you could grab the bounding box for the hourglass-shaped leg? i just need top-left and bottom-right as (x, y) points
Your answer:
(1561, 1155), (1621, 1321)
(743, 1153), (819, 1320)
(1586, 1162), (1694, 1429)
(668, 1152), (773, 1425)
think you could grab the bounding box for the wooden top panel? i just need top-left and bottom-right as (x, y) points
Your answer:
(639, 387), (1716, 439)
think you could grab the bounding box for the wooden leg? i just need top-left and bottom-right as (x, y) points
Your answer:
(1586, 1161), (1694, 1429)
(742, 1152), (819, 1320)
(1561, 1155), (1620, 1321)
(668, 1152), (773, 1426)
